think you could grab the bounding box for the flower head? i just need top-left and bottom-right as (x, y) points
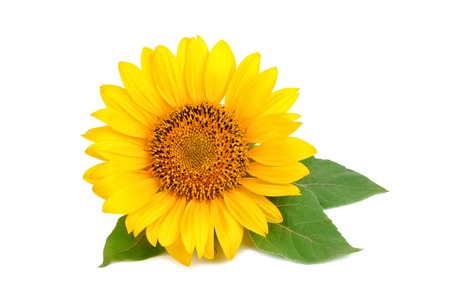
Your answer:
(84, 36), (316, 265)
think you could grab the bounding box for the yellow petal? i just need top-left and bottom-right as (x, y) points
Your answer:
(239, 177), (300, 197)
(205, 40), (235, 103)
(246, 113), (301, 143)
(132, 191), (178, 236)
(102, 178), (159, 214)
(185, 37), (209, 104)
(210, 197), (243, 259)
(93, 171), (150, 199)
(153, 45), (189, 108)
(178, 199), (213, 258)
(83, 160), (148, 184)
(140, 47), (154, 76)
(247, 161), (310, 184)
(82, 126), (114, 143)
(158, 196), (187, 247)
(176, 37), (189, 73)
(91, 108), (149, 139)
(100, 85), (154, 127)
(222, 187), (268, 236)
(261, 88), (299, 117)
(86, 139), (147, 162)
(176, 37), (191, 106)
(140, 47), (169, 110)
(145, 218), (163, 247)
(193, 200), (210, 259)
(225, 52), (260, 113)
(244, 192), (283, 223)
(83, 162), (112, 184)
(100, 158), (149, 173)
(85, 134), (143, 151)
(248, 137), (317, 166)
(85, 145), (106, 161)
(235, 67), (278, 124)
(197, 36), (209, 60)
(202, 212), (215, 260)
(85, 135), (144, 163)
(118, 62), (166, 116)
(180, 200), (196, 254)
(125, 202), (154, 234)
(82, 126), (144, 145)
(165, 235), (193, 266)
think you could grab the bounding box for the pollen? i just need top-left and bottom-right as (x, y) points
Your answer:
(148, 102), (249, 201)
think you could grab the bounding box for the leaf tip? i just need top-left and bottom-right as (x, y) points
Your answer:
(98, 260), (110, 268)
(351, 247), (363, 253)
(373, 184), (389, 196)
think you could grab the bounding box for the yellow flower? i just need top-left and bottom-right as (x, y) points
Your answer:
(83, 36), (316, 266)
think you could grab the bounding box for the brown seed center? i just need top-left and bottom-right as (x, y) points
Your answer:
(148, 102), (248, 201)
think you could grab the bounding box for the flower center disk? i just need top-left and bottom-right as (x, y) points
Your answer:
(149, 103), (249, 201)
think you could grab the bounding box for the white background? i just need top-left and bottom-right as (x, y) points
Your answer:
(1, 0), (449, 299)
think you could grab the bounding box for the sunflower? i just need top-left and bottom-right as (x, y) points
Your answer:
(83, 36), (316, 266)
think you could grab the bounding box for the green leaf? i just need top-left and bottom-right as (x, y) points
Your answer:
(100, 216), (165, 267)
(250, 190), (360, 263)
(297, 157), (387, 209)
